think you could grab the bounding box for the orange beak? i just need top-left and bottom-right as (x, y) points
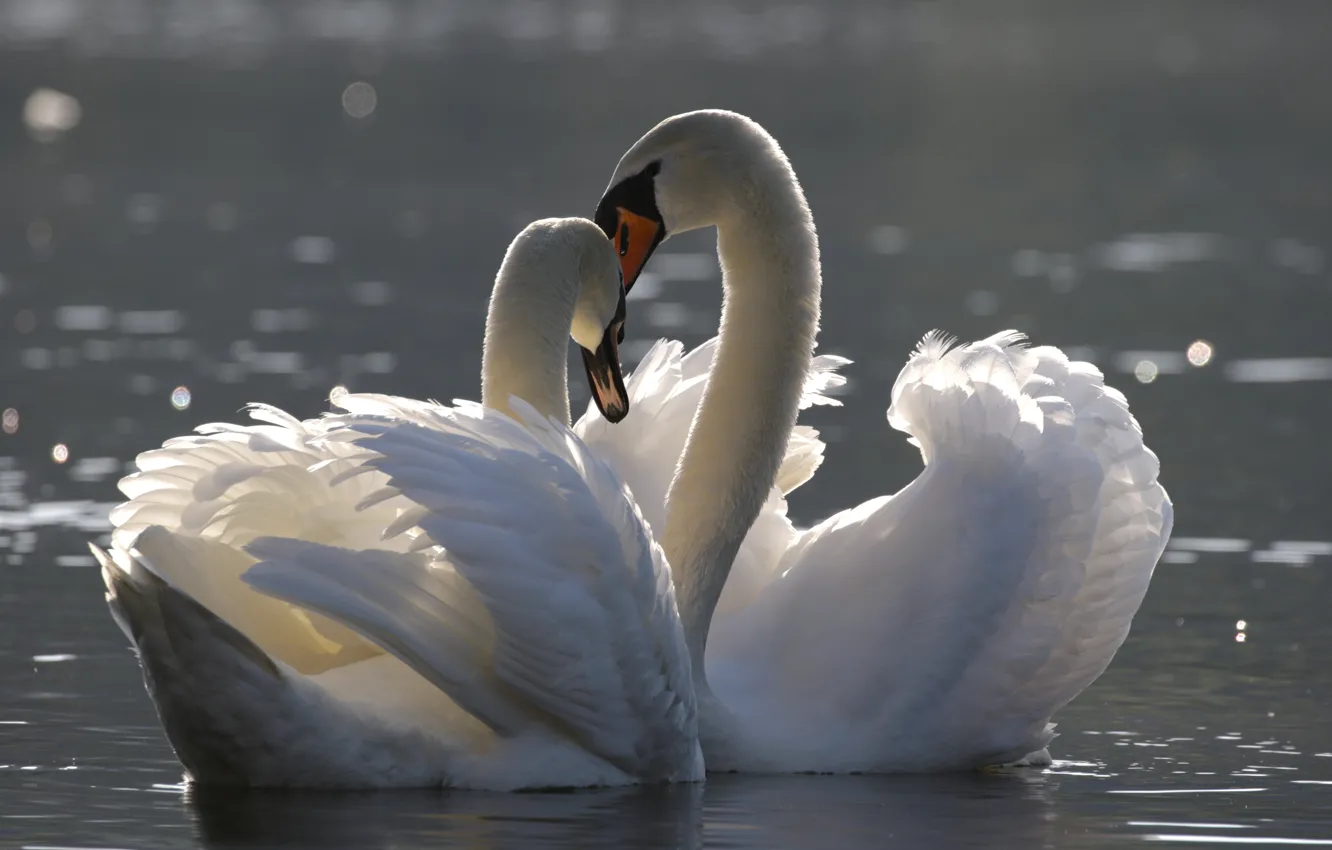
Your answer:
(611, 207), (663, 292)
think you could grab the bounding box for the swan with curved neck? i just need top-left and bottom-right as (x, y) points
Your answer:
(93, 216), (704, 789)
(593, 110), (1172, 772)
(596, 111), (822, 676)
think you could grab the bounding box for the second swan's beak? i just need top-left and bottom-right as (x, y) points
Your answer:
(580, 291), (630, 423)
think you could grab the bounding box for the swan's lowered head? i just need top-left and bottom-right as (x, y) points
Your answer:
(482, 217), (629, 425)
(594, 109), (808, 291)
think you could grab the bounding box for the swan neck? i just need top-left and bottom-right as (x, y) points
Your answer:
(481, 270), (576, 426)
(665, 161), (821, 670)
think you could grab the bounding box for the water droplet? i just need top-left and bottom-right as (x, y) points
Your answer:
(51, 443), (69, 464)
(171, 386), (191, 411)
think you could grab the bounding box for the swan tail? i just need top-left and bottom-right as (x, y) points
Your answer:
(95, 530), (316, 786)
(97, 529), (462, 788)
(740, 330), (1167, 771)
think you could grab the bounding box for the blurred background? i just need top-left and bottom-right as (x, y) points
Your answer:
(1, 1), (1331, 848)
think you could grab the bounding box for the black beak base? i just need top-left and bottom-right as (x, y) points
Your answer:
(581, 322), (629, 423)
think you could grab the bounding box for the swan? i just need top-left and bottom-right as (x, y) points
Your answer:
(92, 217), (703, 790)
(588, 109), (1174, 772)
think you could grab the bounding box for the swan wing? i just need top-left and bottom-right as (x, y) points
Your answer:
(105, 402), (433, 672)
(573, 337), (849, 618)
(712, 331), (1170, 772)
(574, 337), (850, 528)
(244, 394), (700, 781)
(99, 403), (504, 786)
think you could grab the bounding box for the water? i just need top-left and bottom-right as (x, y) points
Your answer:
(3, 1), (1332, 846)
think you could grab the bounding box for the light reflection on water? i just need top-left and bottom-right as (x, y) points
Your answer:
(2, 485), (1330, 847)
(4, 1), (1332, 847)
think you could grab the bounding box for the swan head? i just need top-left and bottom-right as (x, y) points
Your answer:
(565, 221), (631, 424)
(595, 109), (786, 290)
(503, 217), (630, 422)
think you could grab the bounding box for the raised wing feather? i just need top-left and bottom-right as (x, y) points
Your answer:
(245, 396), (700, 781)
(573, 337), (847, 621)
(574, 337), (850, 534)
(710, 331), (1170, 772)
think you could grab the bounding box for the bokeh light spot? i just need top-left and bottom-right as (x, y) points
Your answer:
(28, 219), (52, 250)
(1187, 339), (1214, 367)
(1134, 359), (1159, 384)
(171, 386), (192, 411)
(1, 408), (17, 435)
(52, 443), (69, 464)
(23, 87), (81, 141)
(342, 82), (377, 119)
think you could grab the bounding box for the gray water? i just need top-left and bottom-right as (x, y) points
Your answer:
(3, 1), (1332, 847)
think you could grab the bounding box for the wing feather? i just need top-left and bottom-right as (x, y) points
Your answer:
(245, 396), (700, 781)
(710, 330), (1170, 772)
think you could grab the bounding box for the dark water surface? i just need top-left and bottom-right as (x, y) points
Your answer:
(3, 2), (1332, 847)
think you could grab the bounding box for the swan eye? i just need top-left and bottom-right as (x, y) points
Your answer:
(618, 221), (630, 257)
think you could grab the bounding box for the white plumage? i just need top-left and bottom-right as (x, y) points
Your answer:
(590, 110), (1173, 772)
(575, 336), (850, 619)
(97, 108), (1175, 786)
(700, 330), (1172, 771)
(95, 219), (706, 789)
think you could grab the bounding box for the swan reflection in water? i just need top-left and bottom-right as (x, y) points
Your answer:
(188, 770), (1058, 850)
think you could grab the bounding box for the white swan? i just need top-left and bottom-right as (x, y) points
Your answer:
(588, 110), (1174, 772)
(92, 218), (702, 790)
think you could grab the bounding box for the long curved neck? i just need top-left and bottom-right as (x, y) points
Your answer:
(664, 156), (821, 676)
(481, 270), (576, 426)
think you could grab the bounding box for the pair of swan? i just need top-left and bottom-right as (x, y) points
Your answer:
(94, 110), (1172, 789)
